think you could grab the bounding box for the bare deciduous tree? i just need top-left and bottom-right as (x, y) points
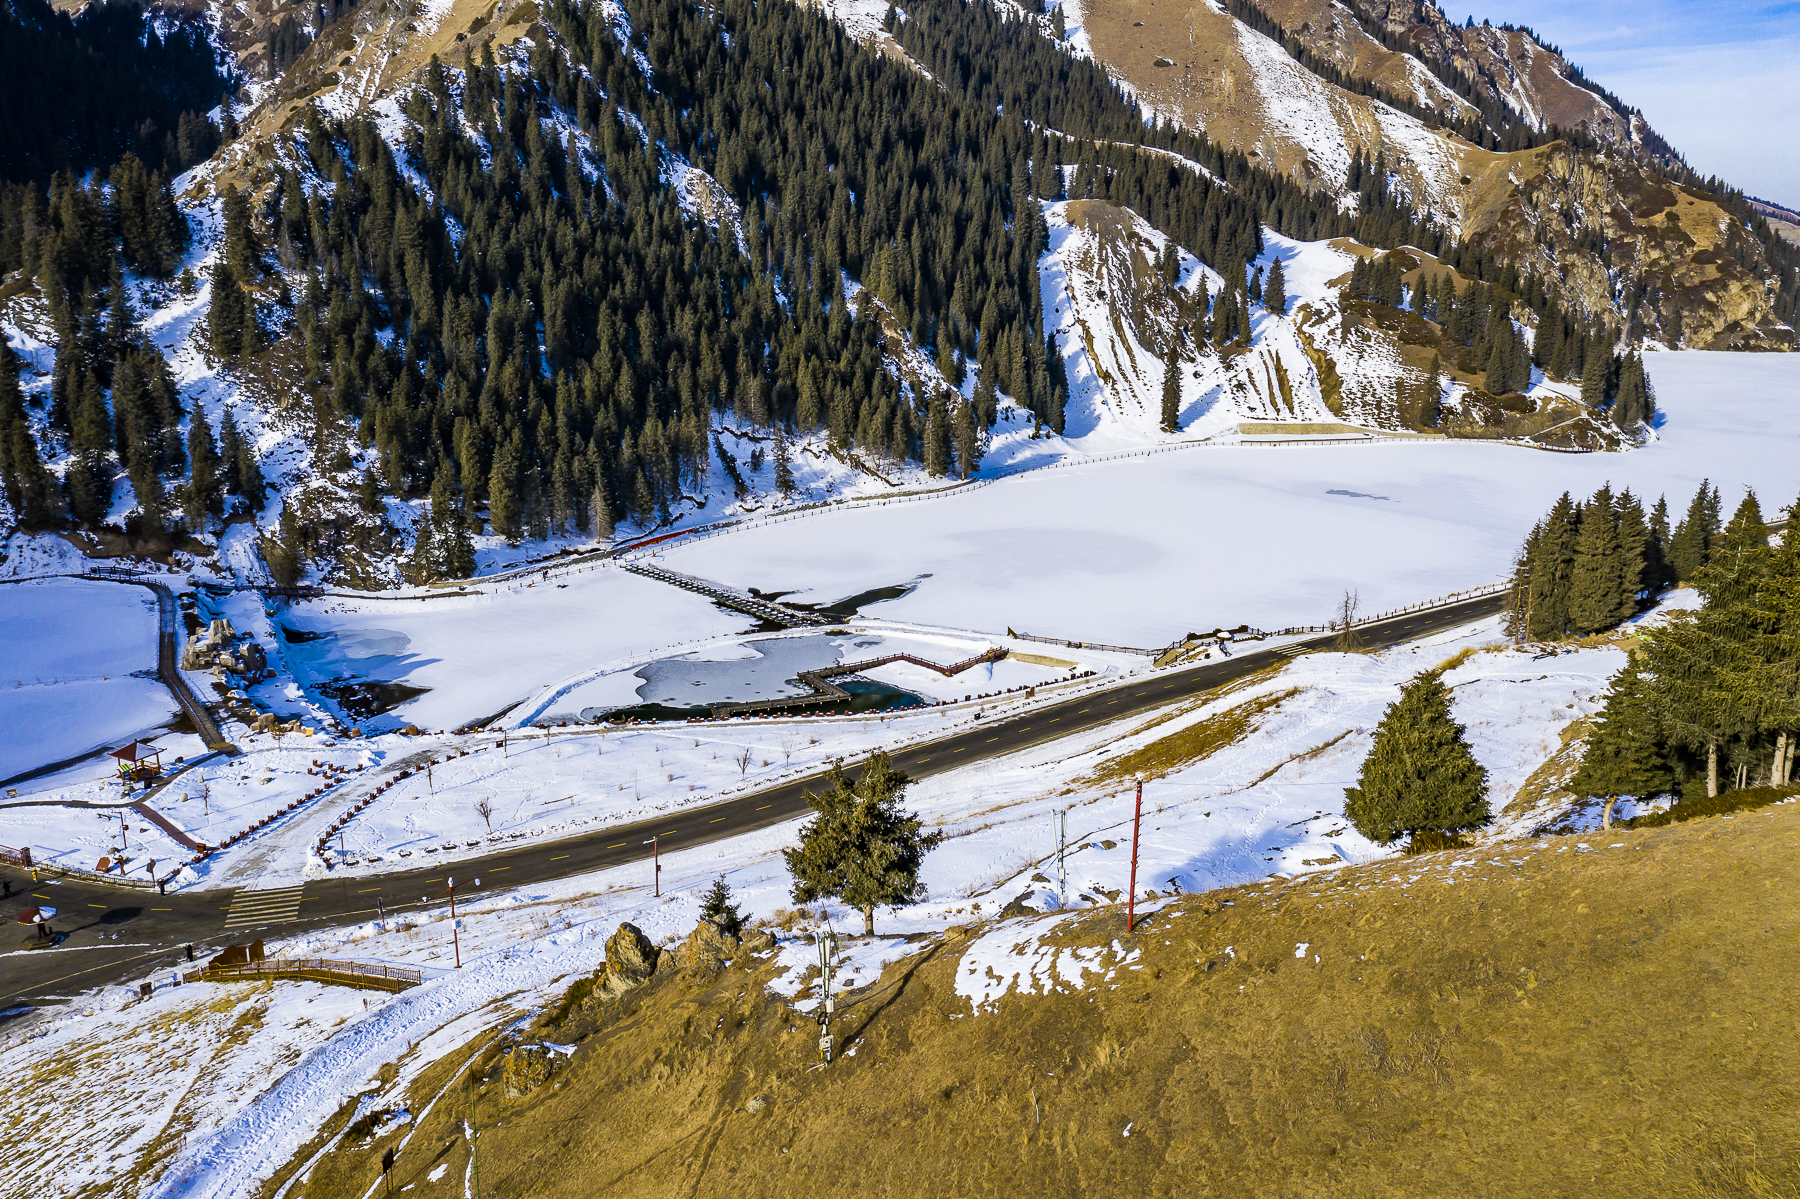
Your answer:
(475, 798), (494, 833)
(736, 746), (754, 777)
(1336, 589), (1361, 653)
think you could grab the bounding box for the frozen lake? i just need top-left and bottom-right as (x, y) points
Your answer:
(657, 351), (1800, 645)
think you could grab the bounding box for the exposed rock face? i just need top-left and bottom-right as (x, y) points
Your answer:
(676, 919), (741, 976)
(1459, 144), (1793, 350)
(503, 1043), (561, 1099)
(598, 922), (662, 998)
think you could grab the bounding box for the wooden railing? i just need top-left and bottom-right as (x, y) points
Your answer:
(201, 957), (425, 992)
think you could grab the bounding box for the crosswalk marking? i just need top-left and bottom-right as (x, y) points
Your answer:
(223, 885), (306, 931)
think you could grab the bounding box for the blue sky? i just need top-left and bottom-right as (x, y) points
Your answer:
(1477, 1), (1800, 204)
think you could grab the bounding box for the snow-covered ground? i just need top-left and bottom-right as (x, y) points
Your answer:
(0, 579), (177, 782)
(2, 604), (1646, 1197)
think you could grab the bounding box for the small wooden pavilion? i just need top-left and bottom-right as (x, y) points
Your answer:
(111, 741), (163, 782)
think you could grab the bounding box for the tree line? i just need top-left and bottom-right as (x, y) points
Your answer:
(1574, 492), (1799, 805)
(1502, 482), (1696, 641)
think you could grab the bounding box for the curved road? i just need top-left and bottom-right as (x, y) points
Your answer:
(0, 591), (1506, 1006)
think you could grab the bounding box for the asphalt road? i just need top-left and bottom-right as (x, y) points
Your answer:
(0, 591), (1507, 1007)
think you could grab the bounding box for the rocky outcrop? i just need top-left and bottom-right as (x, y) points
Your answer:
(503, 1043), (563, 1099)
(182, 618), (270, 679)
(596, 922), (662, 999)
(1459, 143), (1794, 350)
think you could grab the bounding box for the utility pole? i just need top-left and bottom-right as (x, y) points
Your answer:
(1127, 779), (1143, 933)
(644, 835), (660, 897)
(817, 924), (839, 1064)
(1053, 808), (1067, 908)
(434, 877), (462, 968)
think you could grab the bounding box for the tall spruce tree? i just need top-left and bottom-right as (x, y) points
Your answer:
(1570, 659), (1671, 809)
(1344, 668), (1491, 845)
(952, 398), (980, 478)
(1263, 255), (1286, 315)
(1160, 340), (1182, 432)
(784, 751), (943, 935)
(923, 393), (950, 477)
(184, 400), (222, 528)
(1668, 479), (1720, 582)
(1568, 486), (1620, 634)
(1526, 492), (1580, 638)
(1694, 491), (1769, 611)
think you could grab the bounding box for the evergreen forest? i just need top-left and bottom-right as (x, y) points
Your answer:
(1573, 492), (1800, 804)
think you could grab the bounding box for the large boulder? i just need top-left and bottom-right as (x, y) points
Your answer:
(503, 1043), (560, 1099)
(599, 922), (661, 997)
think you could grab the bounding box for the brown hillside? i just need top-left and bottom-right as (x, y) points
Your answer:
(274, 804), (1800, 1198)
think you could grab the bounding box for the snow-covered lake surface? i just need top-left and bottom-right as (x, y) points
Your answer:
(658, 351), (1800, 644)
(0, 578), (176, 781)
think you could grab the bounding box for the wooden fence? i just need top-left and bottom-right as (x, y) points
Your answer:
(199, 957), (425, 993)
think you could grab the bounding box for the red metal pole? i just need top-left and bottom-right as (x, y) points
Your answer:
(1127, 779), (1143, 933)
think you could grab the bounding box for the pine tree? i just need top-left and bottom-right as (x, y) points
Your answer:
(699, 876), (743, 937)
(235, 421), (266, 511)
(1580, 337), (1607, 409)
(184, 400), (222, 528)
(1669, 479), (1721, 582)
(591, 478), (615, 539)
(1159, 339), (1182, 432)
(1614, 489), (1650, 616)
(923, 392), (950, 476)
(784, 752), (943, 935)
(207, 259), (243, 358)
(1263, 255), (1286, 315)
(764, 432), (789, 494)
(952, 397), (980, 478)
(1569, 485), (1625, 635)
(1570, 659), (1671, 807)
(1344, 669), (1491, 845)
(1695, 491), (1769, 611)
(1051, 3), (1065, 39)
(1526, 492), (1580, 638)
(1645, 494), (1674, 594)
(260, 509), (305, 587)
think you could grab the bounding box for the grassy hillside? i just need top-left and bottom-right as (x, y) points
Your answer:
(273, 802), (1800, 1198)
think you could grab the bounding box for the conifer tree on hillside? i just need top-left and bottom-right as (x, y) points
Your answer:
(206, 260), (243, 358)
(1344, 669), (1490, 845)
(1611, 354), (1655, 428)
(1160, 340), (1182, 432)
(1263, 255), (1286, 315)
(1569, 485), (1626, 634)
(785, 752), (943, 935)
(923, 393), (950, 477)
(1731, 512), (1800, 787)
(1645, 494), (1675, 593)
(0, 341), (61, 531)
(1694, 492), (1769, 611)
(1570, 659), (1671, 818)
(1669, 479), (1723, 582)
(1525, 491), (1580, 638)
(183, 401), (222, 528)
(952, 398), (980, 478)
(699, 875), (744, 937)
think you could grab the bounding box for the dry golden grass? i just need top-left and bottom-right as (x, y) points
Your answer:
(274, 804), (1800, 1199)
(1069, 687), (1296, 790)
